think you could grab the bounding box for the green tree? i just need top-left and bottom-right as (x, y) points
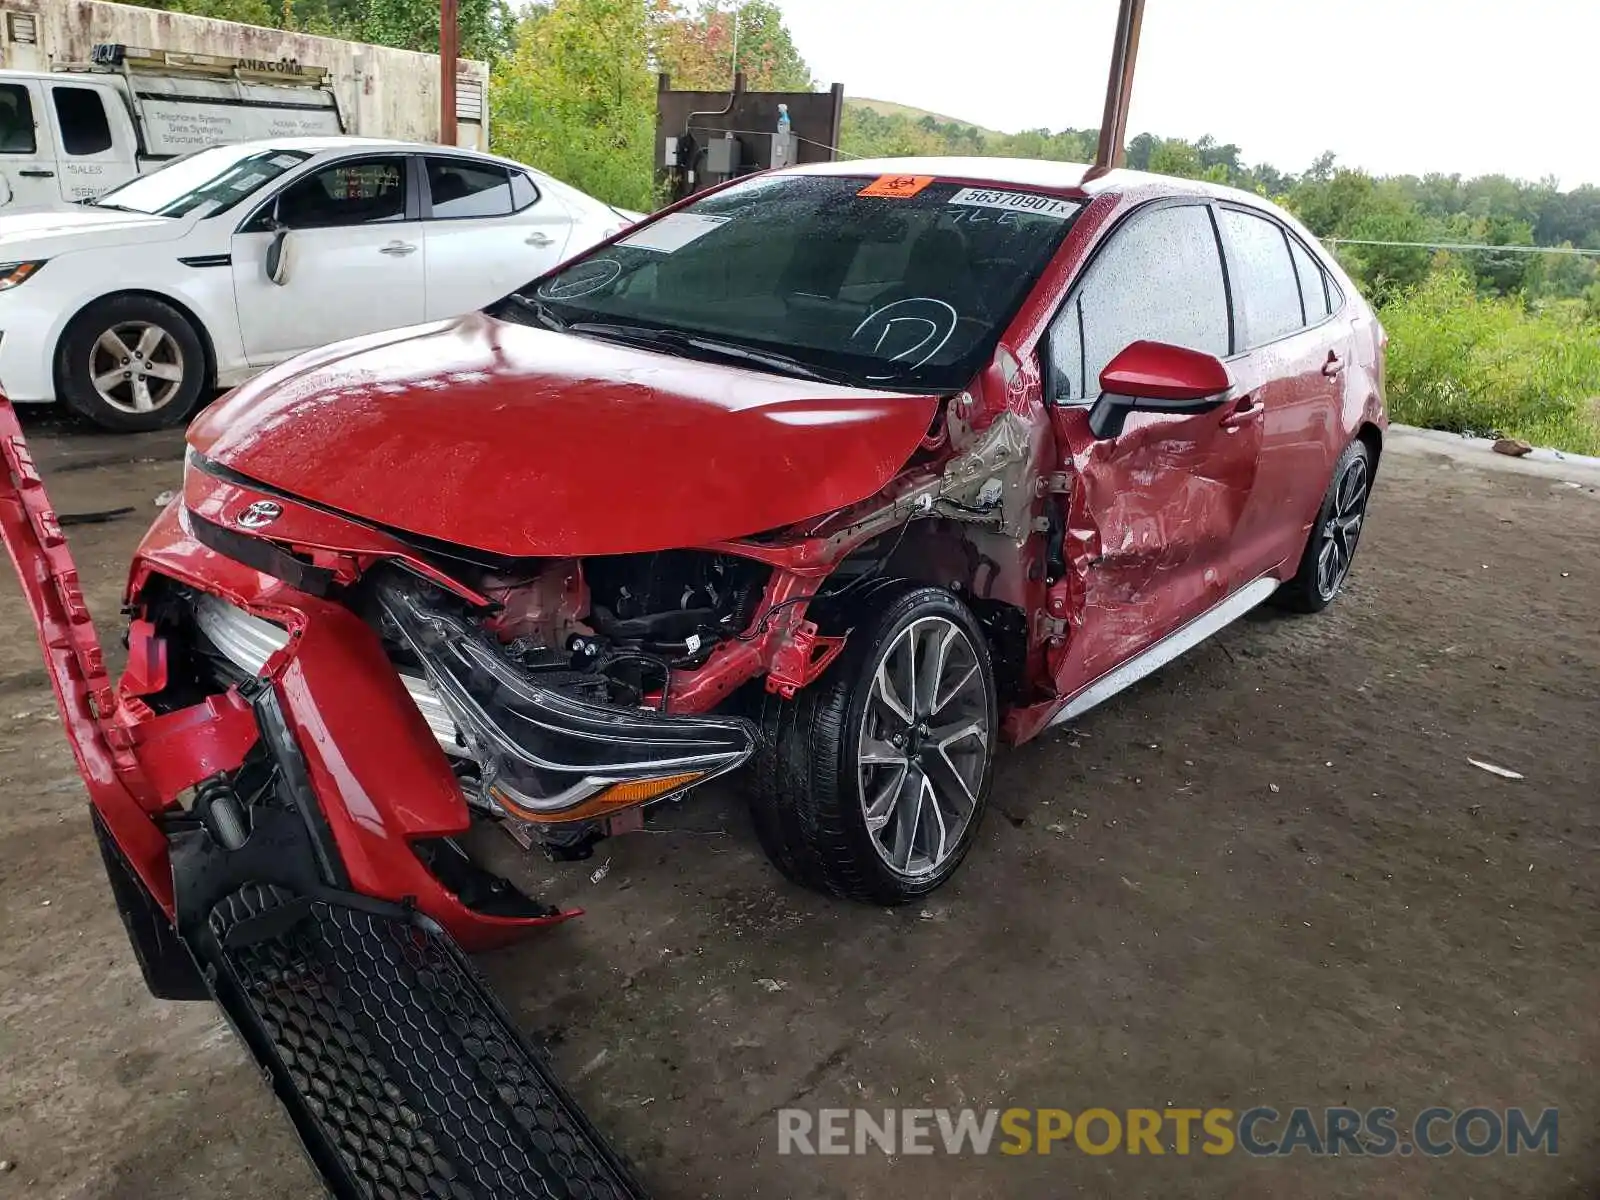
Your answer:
(1125, 132), (1157, 170)
(357, 0), (512, 61)
(1146, 137), (1202, 179)
(490, 0), (656, 209)
(135, 0), (280, 29)
(652, 0), (813, 92)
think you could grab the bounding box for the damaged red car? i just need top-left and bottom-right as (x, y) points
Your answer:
(12, 157), (1388, 933)
(0, 156), (1386, 1195)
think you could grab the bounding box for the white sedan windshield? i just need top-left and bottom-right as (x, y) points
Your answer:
(94, 146), (311, 218)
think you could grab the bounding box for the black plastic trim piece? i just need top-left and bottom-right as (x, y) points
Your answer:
(189, 510), (335, 596)
(245, 680), (350, 889)
(90, 807), (209, 1001)
(178, 253), (232, 268)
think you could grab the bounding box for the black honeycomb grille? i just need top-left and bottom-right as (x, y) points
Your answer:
(206, 883), (643, 1200)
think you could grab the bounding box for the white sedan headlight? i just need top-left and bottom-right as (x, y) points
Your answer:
(0, 261), (45, 290)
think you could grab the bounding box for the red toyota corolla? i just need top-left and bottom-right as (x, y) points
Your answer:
(6, 156), (1386, 951)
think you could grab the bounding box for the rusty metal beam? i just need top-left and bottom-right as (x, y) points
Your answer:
(1092, 0), (1145, 171)
(440, 0), (458, 145)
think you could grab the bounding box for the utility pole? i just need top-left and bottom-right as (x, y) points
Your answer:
(439, 0), (458, 145)
(1092, 0), (1145, 172)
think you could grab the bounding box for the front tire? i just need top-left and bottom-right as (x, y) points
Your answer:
(57, 295), (208, 432)
(1277, 438), (1373, 613)
(748, 583), (998, 904)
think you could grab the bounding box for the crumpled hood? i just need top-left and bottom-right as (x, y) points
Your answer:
(0, 205), (189, 254)
(188, 313), (941, 557)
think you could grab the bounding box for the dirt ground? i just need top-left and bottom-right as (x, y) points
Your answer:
(0, 412), (1595, 1200)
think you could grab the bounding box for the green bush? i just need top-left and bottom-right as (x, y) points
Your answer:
(1380, 269), (1600, 455)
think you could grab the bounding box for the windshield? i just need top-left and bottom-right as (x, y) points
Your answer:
(93, 145), (312, 218)
(505, 174), (1082, 391)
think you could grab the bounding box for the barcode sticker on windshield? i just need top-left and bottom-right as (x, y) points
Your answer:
(619, 212), (729, 253)
(948, 188), (1076, 219)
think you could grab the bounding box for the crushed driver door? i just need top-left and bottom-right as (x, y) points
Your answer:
(1038, 199), (1264, 697)
(1048, 400), (1263, 693)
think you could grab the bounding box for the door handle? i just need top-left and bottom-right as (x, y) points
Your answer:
(524, 232), (553, 247)
(17, 169), (54, 178)
(1220, 395), (1263, 430)
(379, 241), (417, 256)
(1321, 351), (1344, 377)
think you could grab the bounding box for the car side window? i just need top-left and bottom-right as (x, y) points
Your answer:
(425, 157), (514, 219)
(273, 156), (408, 229)
(1288, 235), (1331, 323)
(0, 84), (36, 154)
(52, 86), (112, 156)
(509, 170), (539, 210)
(1048, 203), (1230, 403)
(1218, 208), (1305, 347)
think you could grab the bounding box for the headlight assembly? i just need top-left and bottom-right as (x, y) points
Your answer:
(0, 261), (45, 290)
(376, 575), (754, 819)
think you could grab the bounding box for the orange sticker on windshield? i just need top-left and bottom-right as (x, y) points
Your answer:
(858, 174), (935, 199)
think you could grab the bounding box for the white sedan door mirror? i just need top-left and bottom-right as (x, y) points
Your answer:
(265, 225), (291, 286)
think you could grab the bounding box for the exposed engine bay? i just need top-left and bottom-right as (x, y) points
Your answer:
(466, 550), (769, 707)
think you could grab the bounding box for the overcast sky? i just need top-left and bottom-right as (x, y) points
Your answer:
(773, 0), (1599, 188)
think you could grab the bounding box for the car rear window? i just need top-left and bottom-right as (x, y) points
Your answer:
(1289, 235), (1331, 323)
(426, 157), (514, 219)
(520, 174), (1082, 391)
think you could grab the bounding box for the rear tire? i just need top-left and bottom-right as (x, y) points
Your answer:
(1276, 438), (1373, 613)
(747, 583), (997, 904)
(57, 295), (208, 433)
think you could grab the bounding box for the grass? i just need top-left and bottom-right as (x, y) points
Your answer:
(1381, 269), (1600, 456)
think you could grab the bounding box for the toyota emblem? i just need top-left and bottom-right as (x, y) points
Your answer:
(236, 500), (283, 529)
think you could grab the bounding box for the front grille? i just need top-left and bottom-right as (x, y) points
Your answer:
(208, 882), (642, 1199)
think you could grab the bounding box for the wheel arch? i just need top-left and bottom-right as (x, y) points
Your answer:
(816, 517), (1031, 707)
(1356, 420), (1383, 473)
(52, 288), (219, 399)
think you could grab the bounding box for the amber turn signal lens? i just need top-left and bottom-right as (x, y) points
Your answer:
(0, 261), (44, 290)
(593, 771), (704, 807)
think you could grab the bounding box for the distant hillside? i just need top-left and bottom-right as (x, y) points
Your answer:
(845, 97), (1000, 137)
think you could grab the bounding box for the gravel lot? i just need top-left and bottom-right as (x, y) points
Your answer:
(0, 416), (1595, 1199)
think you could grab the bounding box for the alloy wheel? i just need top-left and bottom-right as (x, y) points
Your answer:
(88, 322), (185, 415)
(857, 615), (992, 879)
(1316, 454), (1370, 600)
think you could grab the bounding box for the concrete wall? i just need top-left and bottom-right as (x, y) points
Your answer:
(0, 0), (489, 147)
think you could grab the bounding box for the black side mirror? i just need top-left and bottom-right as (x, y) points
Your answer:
(1087, 340), (1233, 439)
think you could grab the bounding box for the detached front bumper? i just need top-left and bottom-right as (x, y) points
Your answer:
(0, 399), (651, 1197)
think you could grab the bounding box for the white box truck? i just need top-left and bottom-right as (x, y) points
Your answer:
(0, 0), (488, 209)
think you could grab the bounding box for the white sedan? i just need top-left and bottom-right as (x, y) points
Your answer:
(0, 136), (638, 431)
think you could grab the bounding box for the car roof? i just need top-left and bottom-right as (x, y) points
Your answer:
(217, 136), (554, 176)
(221, 135), (409, 153)
(779, 155), (1266, 206)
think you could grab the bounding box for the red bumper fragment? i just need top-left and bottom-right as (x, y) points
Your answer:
(0, 398), (575, 949)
